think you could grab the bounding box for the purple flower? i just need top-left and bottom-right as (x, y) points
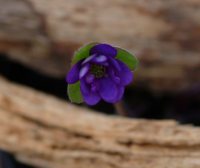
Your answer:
(66, 43), (134, 105)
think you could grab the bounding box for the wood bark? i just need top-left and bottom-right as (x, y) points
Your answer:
(0, 0), (200, 92)
(0, 76), (200, 168)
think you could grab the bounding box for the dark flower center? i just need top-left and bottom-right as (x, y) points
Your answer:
(90, 64), (106, 78)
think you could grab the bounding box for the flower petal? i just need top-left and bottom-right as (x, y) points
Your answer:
(92, 55), (107, 63)
(108, 69), (120, 84)
(98, 77), (118, 103)
(79, 64), (90, 79)
(117, 60), (133, 86)
(80, 79), (101, 105)
(66, 61), (81, 84)
(108, 57), (121, 72)
(90, 44), (117, 57)
(82, 54), (96, 65)
(91, 80), (100, 92)
(85, 74), (95, 84)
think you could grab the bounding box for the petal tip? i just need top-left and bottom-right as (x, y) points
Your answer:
(90, 43), (117, 57)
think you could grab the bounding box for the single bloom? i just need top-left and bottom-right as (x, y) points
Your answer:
(66, 43), (138, 105)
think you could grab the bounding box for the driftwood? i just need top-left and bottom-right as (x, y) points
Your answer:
(0, 0), (200, 92)
(0, 76), (200, 168)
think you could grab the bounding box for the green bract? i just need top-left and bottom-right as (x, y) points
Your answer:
(71, 42), (98, 65)
(116, 48), (138, 70)
(67, 82), (83, 103)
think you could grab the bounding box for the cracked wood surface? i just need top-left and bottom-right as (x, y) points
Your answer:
(0, 76), (200, 168)
(0, 0), (200, 92)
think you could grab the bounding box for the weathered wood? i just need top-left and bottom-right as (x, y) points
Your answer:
(0, 76), (200, 168)
(0, 0), (200, 92)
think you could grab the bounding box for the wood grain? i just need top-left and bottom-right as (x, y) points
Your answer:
(0, 0), (200, 92)
(0, 76), (200, 168)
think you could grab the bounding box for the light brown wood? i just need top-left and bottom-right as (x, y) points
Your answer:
(0, 76), (200, 168)
(0, 0), (200, 92)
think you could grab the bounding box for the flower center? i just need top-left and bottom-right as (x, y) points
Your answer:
(90, 64), (106, 78)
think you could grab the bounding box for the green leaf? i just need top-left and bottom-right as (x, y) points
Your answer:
(72, 42), (98, 65)
(67, 82), (83, 104)
(116, 48), (139, 70)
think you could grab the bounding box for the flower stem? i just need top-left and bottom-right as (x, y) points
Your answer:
(114, 101), (128, 116)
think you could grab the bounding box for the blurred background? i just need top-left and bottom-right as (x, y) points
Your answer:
(0, 0), (200, 167)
